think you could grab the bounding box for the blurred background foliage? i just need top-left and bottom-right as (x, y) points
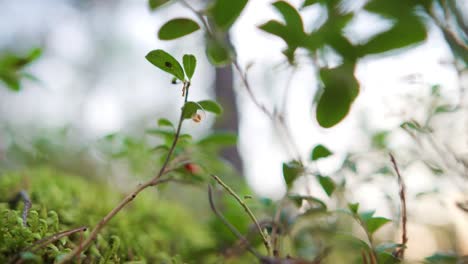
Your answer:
(0, 0), (467, 263)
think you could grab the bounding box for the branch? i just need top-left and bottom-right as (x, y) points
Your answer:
(58, 81), (191, 263)
(210, 174), (271, 256)
(390, 154), (408, 259)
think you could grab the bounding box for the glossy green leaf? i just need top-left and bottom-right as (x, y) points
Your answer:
(206, 38), (232, 66)
(317, 175), (335, 196)
(283, 161), (303, 189)
(311, 144), (333, 160)
(198, 100), (223, 115)
(182, 101), (202, 119)
(316, 64), (359, 128)
(366, 217), (391, 234)
(198, 132), (237, 147)
(157, 118), (174, 129)
(158, 18), (200, 40)
(149, 0), (171, 10)
(210, 0), (248, 30)
(182, 54), (196, 80)
(146, 49), (185, 81)
(425, 252), (458, 264)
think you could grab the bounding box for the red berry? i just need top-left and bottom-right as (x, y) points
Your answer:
(184, 163), (200, 174)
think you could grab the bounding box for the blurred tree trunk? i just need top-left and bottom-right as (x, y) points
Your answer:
(214, 58), (243, 173)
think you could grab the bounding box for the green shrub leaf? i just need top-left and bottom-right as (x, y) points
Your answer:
(283, 161), (303, 189)
(316, 64), (359, 128)
(366, 217), (391, 234)
(158, 18), (200, 40)
(149, 0), (171, 10)
(198, 100), (223, 115)
(311, 144), (333, 160)
(182, 54), (197, 80)
(209, 0), (248, 30)
(182, 101), (202, 119)
(317, 175), (335, 196)
(146, 49), (185, 81)
(157, 118), (174, 129)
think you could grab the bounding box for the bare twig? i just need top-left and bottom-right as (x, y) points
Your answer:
(8, 190), (32, 227)
(390, 154), (408, 259)
(58, 82), (191, 263)
(210, 174), (272, 256)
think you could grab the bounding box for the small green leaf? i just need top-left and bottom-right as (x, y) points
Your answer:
(183, 54), (196, 80)
(157, 118), (174, 129)
(146, 49), (185, 81)
(302, 0), (326, 8)
(317, 175), (335, 196)
(198, 132), (237, 147)
(209, 0), (248, 30)
(288, 194), (327, 211)
(282, 161), (303, 189)
(311, 144), (333, 160)
(198, 100), (223, 115)
(316, 64), (359, 128)
(158, 18), (200, 40)
(434, 104), (457, 114)
(182, 101), (202, 119)
(348, 203), (359, 214)
(425, 252), (458, 264)
(366, 217), (391, 234)
(149, 0), (171, 10)
(359, 210), (375, 222)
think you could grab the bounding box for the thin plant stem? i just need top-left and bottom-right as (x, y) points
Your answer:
(58, 82), (191, 263)
(390, 154), (408, 259)
(210, 174), (272, 256)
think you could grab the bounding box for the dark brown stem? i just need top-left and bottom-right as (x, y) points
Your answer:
(58, 82), (191, 263)
(390, 154), (408, 259)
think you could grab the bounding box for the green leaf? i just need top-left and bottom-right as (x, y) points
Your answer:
(302, 0), (326, 8)
(146, 49), (185, 81)
(272, 1), (304, 33)
(149, 0), (171, 10)
(434, 104), (457, 114)
(209, 0), (248, 30)
(316, 64), (359, 128)
(400, 120), (431, 133)
(311, 144), (333, 160)
(206, 38), (232, 66)
(282, 161), (303, 189)
(198, 132), (237, 147)
(182, 101), (202, 119)
(348, 203), (359, 214)
(157, 118), (174, 129)
(288, 194), (327, 211)
(366, 217), (391, 234)
(358, 17), (427, 56)
(182, 54), (197, 80)
(359, 210), (375, 222)
(198, 100), (223, 115)
(158, 18), (200, 40)
(425, 252), (458, 264)
(317, 175), (335, 196)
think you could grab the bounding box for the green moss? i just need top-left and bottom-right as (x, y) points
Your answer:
(0, 167), (216, 263)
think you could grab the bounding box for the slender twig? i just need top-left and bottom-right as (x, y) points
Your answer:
(58, 82), (191, 263)
(271, 198), (285, 257)
(8, 190), (31, 227)
(390, 154), (408, 259)
(210, 174), (271, 256)
(11, 226), (87, 264)
(179, 0), (214, 37)
(208, 185), (263, 259)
